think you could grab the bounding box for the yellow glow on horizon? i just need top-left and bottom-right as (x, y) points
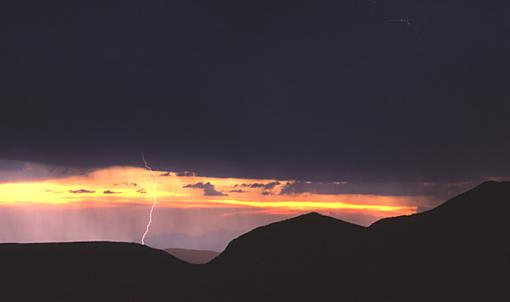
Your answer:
(199, 198), (415, 214)
(0, 166), (420, 217)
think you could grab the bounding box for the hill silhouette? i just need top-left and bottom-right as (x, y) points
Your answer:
(205, 212), (367, 301)
(1, 181), (510, 301)
(0, 242), (193, 302)
(366, 181), (510, 301)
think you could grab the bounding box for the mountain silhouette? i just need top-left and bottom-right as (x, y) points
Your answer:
(203, 212), (367, 301)
(366, 181), (510, 301)
(1, 181), (509, 301)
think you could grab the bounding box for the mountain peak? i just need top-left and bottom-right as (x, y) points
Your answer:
(211, 211), (365, 267)
(370, 180), (510, 231)
(474, 180), (510, 191)
(301, 211), (322, 217)
(436, 180), (510, 210)
(290, 211), (326, 221)
(285, 211), (360, 226)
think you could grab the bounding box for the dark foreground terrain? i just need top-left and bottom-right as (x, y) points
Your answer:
(1, 181), (510, 301)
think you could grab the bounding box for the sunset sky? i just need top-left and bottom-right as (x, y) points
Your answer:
(0, 1), (509, 251)
(0, 160), (484, 250)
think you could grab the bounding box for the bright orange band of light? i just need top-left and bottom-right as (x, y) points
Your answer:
(0, 166), (420, 217)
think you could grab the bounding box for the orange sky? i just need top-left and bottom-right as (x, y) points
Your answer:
(0, 166), (420, 216)
(0, 165), (436, 249)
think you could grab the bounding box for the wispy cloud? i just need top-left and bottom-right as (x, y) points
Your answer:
(103, 190), (121, 194)
(69, 189), (96, 194)
(183, 182), (227, 196)
(238, 181), (280, 190)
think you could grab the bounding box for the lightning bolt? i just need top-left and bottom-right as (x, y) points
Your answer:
(140, 153), (159, 245)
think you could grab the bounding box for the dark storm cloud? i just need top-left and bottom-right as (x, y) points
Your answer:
(279, 180), (475, 199)
(279, 181), (347, 195)
(69, 189), (95, 194)
(230, 189), (248, 193)
(1, 0), (509, 183)
(183, 182), (227, 196)
(103, 190), (121, 194)
(0, 160), (90, 183)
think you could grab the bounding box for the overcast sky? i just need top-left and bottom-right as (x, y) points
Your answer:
(1, 0), (509, 182)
